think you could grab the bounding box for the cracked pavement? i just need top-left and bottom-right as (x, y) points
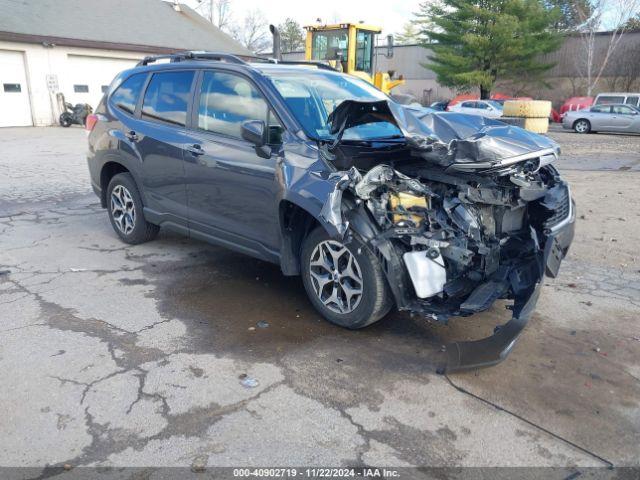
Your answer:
(1, 127), (639, 473)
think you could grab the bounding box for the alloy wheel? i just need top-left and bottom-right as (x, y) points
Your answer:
(575, 120), (588, 133)
(309, 240), (363, 314)
(110, 185), (136, 235)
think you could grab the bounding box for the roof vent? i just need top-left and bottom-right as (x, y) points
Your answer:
(172, 1), (181, 12)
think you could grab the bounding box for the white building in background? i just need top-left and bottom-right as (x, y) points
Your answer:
(0, 0), (250, 127)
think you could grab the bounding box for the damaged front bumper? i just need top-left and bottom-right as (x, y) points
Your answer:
(444, 208), (575, 372)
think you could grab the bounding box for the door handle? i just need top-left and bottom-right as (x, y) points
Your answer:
(125, 130), (138, 142)
(186, 144), (204, 156)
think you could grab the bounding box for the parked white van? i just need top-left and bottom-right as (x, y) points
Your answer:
(594, 93), (640, 108)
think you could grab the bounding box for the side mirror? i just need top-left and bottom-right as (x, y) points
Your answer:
(241, 120), (271, 159)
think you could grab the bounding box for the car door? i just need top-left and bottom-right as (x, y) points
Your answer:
(182, 69), (283, 261)
(458, 101), (476, 114)
(609, 105), (638, 131)
(587, 105), (611, 130)
(132, 70), (196, 227)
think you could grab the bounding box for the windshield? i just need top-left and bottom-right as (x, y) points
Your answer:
(266, 70), (402, 141)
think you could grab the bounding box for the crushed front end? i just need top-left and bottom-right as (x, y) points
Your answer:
(319, 101), (576, 372)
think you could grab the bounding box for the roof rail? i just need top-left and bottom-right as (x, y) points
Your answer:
(136, 51), (248, 67)
(270, 60), (337, 71)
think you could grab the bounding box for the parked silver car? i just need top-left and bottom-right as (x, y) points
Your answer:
(562, 103), (640, 134)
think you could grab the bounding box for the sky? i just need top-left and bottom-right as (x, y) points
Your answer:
(185, 0), (423, 36)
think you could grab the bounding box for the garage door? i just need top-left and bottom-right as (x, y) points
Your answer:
(0, 50), (33, 127)
(65, 55), (139, 109)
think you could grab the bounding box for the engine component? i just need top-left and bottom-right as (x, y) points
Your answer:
(389, 192), (429, 226)
(403, 250), (447, 298)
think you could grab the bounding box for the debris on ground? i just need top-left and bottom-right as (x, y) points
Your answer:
(191, 455), (207, 473)
(257, 320), (269, 329)
(238, 373), (259, 388)
(580, 301), (593, 307)
(69, 268), (87, 272)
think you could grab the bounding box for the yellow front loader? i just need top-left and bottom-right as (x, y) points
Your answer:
(304, 23), (404, 95)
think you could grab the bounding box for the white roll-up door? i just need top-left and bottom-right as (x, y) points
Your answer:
(0, 50), (33, 127)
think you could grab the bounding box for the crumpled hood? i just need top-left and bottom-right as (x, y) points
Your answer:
(327, 100), (559, 169)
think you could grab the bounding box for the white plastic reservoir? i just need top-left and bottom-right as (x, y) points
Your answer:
(403, 250), (447, 299)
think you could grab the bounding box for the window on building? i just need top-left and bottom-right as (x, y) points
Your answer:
(141, 71), (194, 126)
(73, 85), (89, 93)
(3, 83), (21, 93)
(197, 70), (282, 144)
(111, 73), (147, 114)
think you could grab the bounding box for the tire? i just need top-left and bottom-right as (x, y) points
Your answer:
(573, 119), (591, 134)
(521, 117), (549, 134)
(106, 173), (159, 244)
(59, 114), (72, 127)
(503, 100), (552, 118)
(300, 227), (393, 329)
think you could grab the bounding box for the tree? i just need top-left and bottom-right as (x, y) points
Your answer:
(624, 13), (640, 31)
(278, 18), (305, 52)
(544, 0), (592, 31)
(418, 0), (562, 99)
(395, 22), (421, 45)
(195, 0), (233, 32)
(573, 0), (640, 96)
(231, 9), (271, 53)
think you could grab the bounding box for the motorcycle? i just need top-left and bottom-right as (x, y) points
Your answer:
(59, 102), (93, 127)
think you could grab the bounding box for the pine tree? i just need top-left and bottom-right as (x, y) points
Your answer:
(278, 18), (306, 53)
(395, 22), (421, 45)
(417, 0), (562, 98)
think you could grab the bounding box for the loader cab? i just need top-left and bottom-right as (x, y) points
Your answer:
(304, 23), (401, 93)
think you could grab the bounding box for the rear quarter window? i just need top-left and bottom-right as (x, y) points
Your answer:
(110, 73), (147, 114)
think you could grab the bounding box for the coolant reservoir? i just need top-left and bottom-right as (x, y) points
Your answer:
(389, 192), (429, 226)
(403, 250), (447, 299)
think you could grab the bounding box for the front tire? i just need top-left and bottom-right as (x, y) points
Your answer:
(301, 227), (393, 329)
(573, 119), (591, 134)
(106, 173), (159, 244)
(59, 113), (72, 127)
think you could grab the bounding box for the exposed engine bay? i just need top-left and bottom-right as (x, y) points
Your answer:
(314, 100), (575, 371)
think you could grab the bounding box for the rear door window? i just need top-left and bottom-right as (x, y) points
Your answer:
(612, 105), (635, 115)
(111, 73), (147, 114)
(141, 71), (195, 126)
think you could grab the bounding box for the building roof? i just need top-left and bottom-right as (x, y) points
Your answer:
(0, 0), (252, 55)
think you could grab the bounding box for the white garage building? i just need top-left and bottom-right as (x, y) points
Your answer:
(0, 0), (251, 127)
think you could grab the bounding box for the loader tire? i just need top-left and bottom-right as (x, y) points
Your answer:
(503, 100), (552, 118)
(521, 117), (549, 134)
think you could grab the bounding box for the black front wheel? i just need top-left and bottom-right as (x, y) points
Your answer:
(301, 227), (393, 329)
(59, 113), (72, 127)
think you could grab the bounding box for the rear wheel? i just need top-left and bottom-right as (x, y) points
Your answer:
(301, 227), (393, 329)
(573, 119), (591, 134)
(106, 173), (159, 244)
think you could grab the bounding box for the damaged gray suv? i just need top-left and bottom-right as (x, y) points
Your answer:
(87, 52), (575, 371)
